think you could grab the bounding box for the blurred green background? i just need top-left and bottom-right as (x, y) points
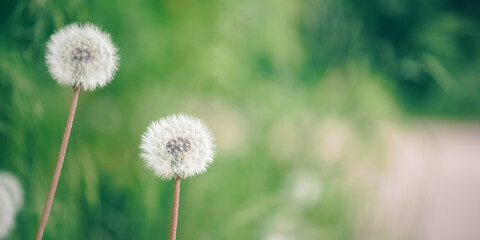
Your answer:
(1, 0), (480, 239)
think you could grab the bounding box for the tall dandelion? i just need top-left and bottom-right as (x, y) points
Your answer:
(140, 114), (215, 240)
(36, 22), (119, 240)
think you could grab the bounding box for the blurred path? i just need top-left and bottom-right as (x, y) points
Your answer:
(371, 122), (480, 240)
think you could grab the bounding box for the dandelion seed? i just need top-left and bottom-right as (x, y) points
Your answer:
(46, 23), (119, 91)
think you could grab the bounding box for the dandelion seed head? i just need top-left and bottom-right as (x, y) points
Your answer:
(0, 172), (23, 239)
(46, 22), (119, 91)
(140, 114), (215, 180)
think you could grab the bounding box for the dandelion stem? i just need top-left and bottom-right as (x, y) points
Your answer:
(35, 87), (80, 240)
(169, 177), (181, 240)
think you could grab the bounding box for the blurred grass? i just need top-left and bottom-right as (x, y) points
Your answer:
(1, 0), (480, 239)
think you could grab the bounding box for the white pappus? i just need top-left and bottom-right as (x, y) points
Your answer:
(0, 172), (23, 240)
(45, 22), (119, 91)
(140, 114), (215, 180)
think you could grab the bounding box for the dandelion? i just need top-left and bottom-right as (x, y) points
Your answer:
(0, 172), (23, 240)
(140, 114), (215, 240)
(140, 114), (215, 179)
(46, 23), (119, 91)
(36, 22), (119, 240)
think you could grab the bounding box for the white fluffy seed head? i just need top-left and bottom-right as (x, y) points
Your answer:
(0, 172), (23, 239)
(140, 114), (216, 180)
(46, 22), (120, 91)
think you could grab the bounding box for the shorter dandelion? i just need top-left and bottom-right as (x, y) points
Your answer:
(140, 114), (215, 240)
